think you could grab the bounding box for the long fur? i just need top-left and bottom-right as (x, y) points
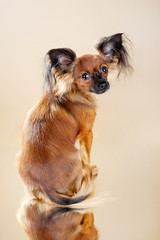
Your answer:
(17, 33), (132, 207)
(17, 199), (98, 240)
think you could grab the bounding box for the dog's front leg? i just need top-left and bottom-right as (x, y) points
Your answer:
(78, 129), (98, 179)
(78, 128), (93, 165)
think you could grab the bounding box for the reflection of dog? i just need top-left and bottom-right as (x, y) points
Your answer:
(17, 200), (98, 240)
(17, 33), (131, 205)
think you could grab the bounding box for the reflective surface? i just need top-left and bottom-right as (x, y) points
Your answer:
(17, 200), (98, 240)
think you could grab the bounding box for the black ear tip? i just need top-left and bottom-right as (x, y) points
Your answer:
(46, 48), (76, 63)
(47, 49), (57, 58)
(110, 33), (123, 42)
(96, 33), (124, 50)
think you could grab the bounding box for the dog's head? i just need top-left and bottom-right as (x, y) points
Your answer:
(45, 33), (132, 97)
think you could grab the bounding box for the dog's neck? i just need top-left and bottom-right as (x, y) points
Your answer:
(53, 88), (96, 108)
(65, 90), (96, 108)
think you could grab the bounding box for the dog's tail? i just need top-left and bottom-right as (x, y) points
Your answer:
(46, 191), (90, 206)
(44, 175), (98, 208)
(45, 191), (108, 209)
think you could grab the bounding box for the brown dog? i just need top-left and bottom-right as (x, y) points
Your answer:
(17, 33), (131, 205)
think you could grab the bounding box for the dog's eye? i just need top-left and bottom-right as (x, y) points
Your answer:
(101, 65), (108, 74)
(81, 73), (91, 80)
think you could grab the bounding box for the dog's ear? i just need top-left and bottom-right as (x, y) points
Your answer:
(47, 48), (76, 72)
(44, 48), (76, 94)
(96, 33), (132, 75)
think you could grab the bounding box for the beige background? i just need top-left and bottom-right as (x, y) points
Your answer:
(0, 0), (160, 239)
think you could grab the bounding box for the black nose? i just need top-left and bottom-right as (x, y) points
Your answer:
(99, 82), (107, 90)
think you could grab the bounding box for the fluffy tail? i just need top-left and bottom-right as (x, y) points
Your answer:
(44, 190), (111, 209)
(45, 191), (90, 206)
(44, 173), (96, 207)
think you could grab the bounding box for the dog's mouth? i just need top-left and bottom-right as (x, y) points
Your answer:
(89, 81), (110, 94)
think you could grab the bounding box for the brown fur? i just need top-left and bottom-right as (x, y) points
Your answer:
(17, 33), (132, 205)
(73, 55), (108, 93)
(17, 88), (97, 203)
(17, 200), (98, 240)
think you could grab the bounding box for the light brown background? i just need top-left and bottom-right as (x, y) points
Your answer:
(0, 0), (160, 239)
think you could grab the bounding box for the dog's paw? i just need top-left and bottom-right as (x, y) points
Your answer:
(91, 165), (98, 177)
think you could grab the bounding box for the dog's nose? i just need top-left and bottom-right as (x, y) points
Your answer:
(99, 82), (107, 90)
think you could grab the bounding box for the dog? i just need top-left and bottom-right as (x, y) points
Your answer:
(17, 33), (132, 206)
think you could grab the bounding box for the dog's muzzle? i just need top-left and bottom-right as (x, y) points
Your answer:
(90, 72), (110, 94)
(98, 81), (110, 93)
(91, 80), (110, 94)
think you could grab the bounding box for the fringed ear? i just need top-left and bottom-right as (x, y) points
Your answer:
(47, 48), (76, 72)
(44, 48), (76, 93)
(96, 33), (133, 76)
